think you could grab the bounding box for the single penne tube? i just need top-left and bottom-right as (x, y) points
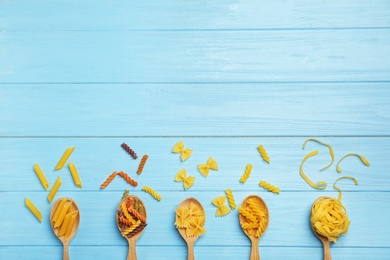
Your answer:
(58, 211), (72, 236)
(54, 147), (75, 170)
(68, 163), (82, 188)
(25, 197), (42, 223)
(48, 176), (62, 203)
(51, 198), (67, 226)
(65, 211), (78, 238)
(54, 202), (72, 228)
(33, 163), (50, 190)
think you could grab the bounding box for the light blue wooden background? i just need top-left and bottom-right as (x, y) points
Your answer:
(1, 1), (390, 259)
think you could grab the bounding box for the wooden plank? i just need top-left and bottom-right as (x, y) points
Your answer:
(0, 84), (389, 136)
(1, 191), (389, 247)
(1, 246), (389, 260)
(0, 137), (383, 192)
(1, 0), (390, 30)
(1, 30), (390, 83)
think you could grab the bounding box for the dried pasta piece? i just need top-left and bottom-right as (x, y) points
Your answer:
(121, 143), (138, 159)
(121, 203), (136, 225)
(54, 201), (72, 228)
(126, 197), (134, 209)
(211, 196), (231, 217)
(174, 169), (195, 190)
(188, 202), (203, 217)
(238, 206), (257, 222)
(118, 171), (138, 187)
(175, 201), (207, 237)
(119, 216), (134, 227)
(259, 180), (280, 194)
(58, 211), (72, 236)
(25, 197), (42, 223)
(239, 198), (268, 238)
(239, 164), (253, 183)
(122, 189), (130, 199)
(127, 223), (148, 238)
(303, 138), (334, 170)
(311, 197), (350, 243)
(174, 207), (191, 228)
(186, 216), (207, 237)
(100, 171), (117, 189)
(122, 220), (141, 237)
(172, 141), (192, 161)
(51, 198), (67, 225)
(54, 147), (75, 170)
(257, 145), (270, 164)
(137, 155), (149, 175)
(299, 150), (327, 190)
(33, 163), (49, 190)
(225, 189), (236, 209)
(336, 153), (370, 173)
(142, 186), (162, 201)
(128, 207), (147, 223)
(198, 157), (218, 177)
(68, 163), (82, 188)
(333, 176), (358, 201)
(64, 210), (78, 238)
(48, 176), (62, 203)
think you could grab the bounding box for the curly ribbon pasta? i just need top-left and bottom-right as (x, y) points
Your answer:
(142, 186), (162, 201)
(303, 138), (335, 171)
(300, 150), (327, 190)
(198, 157), (218, 177)
(212, 196), (231, 217)
(172, 141), (192, 161)
(118, 171), (138, 187)
(174, 169), (195, 190)
(100, 171), (117, 189)
(121, 143), (138, 159)
(333, 176), (358, 201)
(259, 180), (280, 194)
(257, 145), (270, 164)
(225, 189), (236, 209)
(239, 163), (253, 183)
(137, 154), (149, 175)
(336, 153), (370, 173)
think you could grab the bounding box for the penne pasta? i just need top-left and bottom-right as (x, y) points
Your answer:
(54, 147), (75, 170)
(51, 198), (67, 225)
(65, 211), (78, 238)
(48, 176), (62, 203)
(68, 163), (82, 188)
(25, 197), (42, 223)
(54, 201), (72, 228)
(58, 211), (72, 236)
(33, 163), (50, 190)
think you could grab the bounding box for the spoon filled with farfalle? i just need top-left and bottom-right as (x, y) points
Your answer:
(116, 195), (148, 260)
(175, 198), (207, 260)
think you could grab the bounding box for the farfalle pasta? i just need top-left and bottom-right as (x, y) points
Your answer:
(174, 169), (195, 190)
(198, 157), (218, 177)
(211, 196), (231, 217)
(175, 201), (206, 237)
(172, 141), (192, 161)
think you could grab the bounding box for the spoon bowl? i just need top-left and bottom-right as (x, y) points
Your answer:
(239, 195), (269, 260)
(310, 196), (332, 260)
(116, 195), (147, 260)
(176, 198), (205, 260)
(50, 198), (80, 260)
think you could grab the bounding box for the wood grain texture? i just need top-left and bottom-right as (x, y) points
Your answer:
(1, 0), (390, 31)
(1, 30), (390, 83)
(0, 84), (389, 136)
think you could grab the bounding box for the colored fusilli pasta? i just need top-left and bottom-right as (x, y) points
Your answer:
(121, 143), (138, 159)
(100, 171), (117, 189)
(137, 155), (149, 175)
(118, 171), (138, 187)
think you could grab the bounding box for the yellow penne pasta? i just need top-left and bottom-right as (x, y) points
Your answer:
(51, 198), (67, 225)
(54, 147), (75, 170)
(48, 176), (62, 203)
(58, 211), (72, 236)
(65, 211), (78, 238)
(54, 202), (72, 228)
(68, 163), (82, 188)
(33, 163), (50, 190)
(25, 197), (42, 223)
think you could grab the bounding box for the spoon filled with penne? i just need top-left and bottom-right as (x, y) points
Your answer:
(50, 198), (80, 260)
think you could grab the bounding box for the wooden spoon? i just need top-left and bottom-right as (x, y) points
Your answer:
(239, 195), (269, 260)
(176, 198), (205, 260)
(310, 196), (332, 260)
(50, 198), (80, 260)
(116, 195), (147, 260)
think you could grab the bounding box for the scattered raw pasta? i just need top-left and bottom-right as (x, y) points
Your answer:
(54, 147), (75, 170)
(174, 169), (195, 190)
(211, 196), (231, 217)
(239, 164), (253, 183)
(118, 171), (138, 187)
(48, 176), (62, 203)
(33, 163), (49, 190)
(68, 163), (82, 188)
(303, 138), (335, 171)
(121, 143), (138, 159)
(225, 189), (236, 209)
(299, 150), (327, 190)
(198, 157), (218, 177)
(333, 176), (358, 201)
(137, 155), (149, 175)
(25, 197), (42, 222)
(259, 180), (280, 194)
(100, 171), (118, 189)
(336, 153), (370, 173)
(142, 186), (162, 201)
(172, 141), (192, 161)
(257, 145), (270, 164)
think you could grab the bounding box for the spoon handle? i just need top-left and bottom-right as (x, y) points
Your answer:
(250, 239), (260, 260)
(187, 241), (195, 260)
(63, 242), (70, 260)
(127, 239), (137, 260)
(322, 240), (332, 260)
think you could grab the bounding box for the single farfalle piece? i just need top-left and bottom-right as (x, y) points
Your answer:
(188, 202), (203, 217)
(174, 169), (195, 190)
(172, 141), (193, 161)
(174, 208), (191, 228)
(257, 145), (270, 164)
(198, 157), (218, 177)
(186, 216), (207, 237)
(212, 196), (231, 217)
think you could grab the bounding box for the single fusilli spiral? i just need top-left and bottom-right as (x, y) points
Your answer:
(127, 223), (148, 238)
(122, 189), (129, 199)
(137, 155), (149, 175)
(100, 171), (117, 189)
(225, 189), (236, 209)
(121, 143), (138, 159)
(259, 180), (280, 194)
(128, 207), (146, 223)
(142, 186), (162, 201)
(126, 197), (133, 209)
(121, 220), (141, 236)
(239, 164), (253, 183)
(119, 216), (133, 226)
(118, 171), (138, 187)
(257, 145), (270, 164)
